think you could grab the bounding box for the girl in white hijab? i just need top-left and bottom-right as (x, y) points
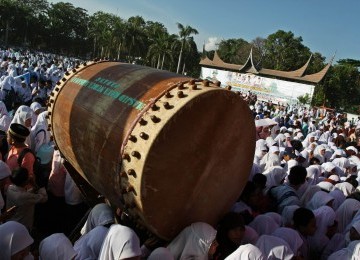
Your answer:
(329, 189), (346, 211)
(30, 111), (50, 153)
(73, 226), (109, 260)
(272, 227), (303, 257)
(98, 224), (142, 260)
(249, 215), (279, 236)
(225, 244), (265, 260)
(254, 140), (267, 166)
(255, 235), (294, 260)
(262, 166), (286, 192)
(30, 102), (42, 125)
(167, 222), (217, 260)
(308, 206), (337, 258)
(80, 203), (115, 235)
(332, 157), (350, 176)
(11, 105), (33, 127)
(0, 221), (34, 260)
(328, 240), (360, 260)
(10, 105), (33, 146)
(281, 205), (300, 227)
(314, 144), (327, 164)
(306, 190), (334, 210)
(300, 185), (322, 208)
(306, 165), (320, 185)
(39, 233), (76, 260)
(335, 198), (360, 233)
(0, 101), (11, 131)
(335, 181), (355, 197)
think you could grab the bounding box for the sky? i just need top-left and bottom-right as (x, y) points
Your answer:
(48, 0), (360, 62)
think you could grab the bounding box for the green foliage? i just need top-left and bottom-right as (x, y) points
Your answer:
(298, 94), (311, 105)
(337, 59), (360, 67)
(319, 65), (360, 112)
(217, 38), (250, 64)
(262, 30), (311, 70)
(175, 23), (199, 74)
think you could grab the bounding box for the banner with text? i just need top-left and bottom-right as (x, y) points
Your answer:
(200, 67), (315, 104)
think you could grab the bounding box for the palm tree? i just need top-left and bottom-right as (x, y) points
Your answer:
(124, 16), (146, 62)
(176, 23), (198, 74)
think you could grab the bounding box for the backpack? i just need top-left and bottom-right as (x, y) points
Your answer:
(17, 148), (48, 188)
(31, 129), (54, 165)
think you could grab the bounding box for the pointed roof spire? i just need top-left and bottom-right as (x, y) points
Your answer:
(301, 54), (335, 83)
(239, 48), (259, 74)
(291, 54), (313, 77)
(213, 51), (225, 64)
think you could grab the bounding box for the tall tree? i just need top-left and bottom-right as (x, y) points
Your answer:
(0, 0), (20, 45)
(315, 64), (360, 111)
(263, 30), (311, 71)
(217, 38), (250, 64)
(175, 23), (198, 74)
(47, 2), (90, 55)
(124, 16), (146, 62)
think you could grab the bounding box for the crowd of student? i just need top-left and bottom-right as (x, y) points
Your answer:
(1, 48), (360, 259)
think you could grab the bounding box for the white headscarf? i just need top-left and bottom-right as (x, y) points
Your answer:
(98, 224), (142, 260)
(308, 206), (336, 254)
(286, 159), (299, 174)
(80, 203), (115, 235)
(241, 226), (259, 245)
(321, 162), (336, 174)
(225, 244), (265, 260)
(314, 144), (327, 164)
(263, 166), (286, 191)
(0, 75), (15, 91)
(0, 101), (11, 131)
(11, 105), (33, 127)
(262, 153), (281, 172)
(300, 185), (322, 207)
(167, 222), (217, 260)
(249, 214), (280, 236)
(335, 182), (355, 197)
(272, 227), (303, 256)
(306, 165), (320, 185)
(306, 190), (334, 210)
(328, 240), (360, 260)
(329, 189), (346, 211)
(255, 235), (294, 260)
(148, 247), (174, 260)
(74, 226), (109, 260)
(321, 233), (346, 260)
(30, 101), (43, 125)
(39, 233), (76, 260)
(317, 181), (335, 192)
(31, 111), (50, 152)
(336, 199), (360, 233)
(0, 221), (34, 259)
(332, 157), (350, 175)
(264, 212), (282, 227)
(345, 209), (360, 234)
(281, 205), (300, 227)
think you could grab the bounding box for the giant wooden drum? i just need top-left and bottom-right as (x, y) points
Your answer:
(47, 61), (255, 240)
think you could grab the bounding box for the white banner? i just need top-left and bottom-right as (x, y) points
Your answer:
(200, 67), (315, 104)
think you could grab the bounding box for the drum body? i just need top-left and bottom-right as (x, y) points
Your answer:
(48, 61), (255, 240)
